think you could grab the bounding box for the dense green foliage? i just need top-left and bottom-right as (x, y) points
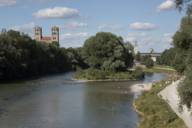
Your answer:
(73, 32), (139, 80)
(157, 48), (176, 66)
(0, 30), (71, 80)
(74, 67), (144, 80)
(135, 80), (187, 128)
(178, 49), (192, 108)
(135, 52), (141, 61)
(158, 16), (192, 73)
(66, 47), (88, 70)
(82, 32), (134, 72)
(157, 48), (187, 73)
(0, 31), (136, 81)
(171, 16), (192, 109)
(175, 0), (192, 14)
(173, 17), (192, 50)
(158, 15), (192, 108)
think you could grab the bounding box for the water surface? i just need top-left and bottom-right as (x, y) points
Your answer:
(0, 73), (166, 128)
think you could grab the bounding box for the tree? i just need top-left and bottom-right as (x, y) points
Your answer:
(135, 52), (141, 61)
(0, 30), (71, 80)
(82, 32), (134, 72)
(145, 57), (154, 68)
(173, 0), (192, 109)
(66, 47), (88, 70)
(175, 0), (192, 14)
(178, 48), (192, 109)
(173, 16), (192, 50)
(141, 55), (154, 68)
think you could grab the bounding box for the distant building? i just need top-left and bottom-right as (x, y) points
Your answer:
(34, 26), (59, 44)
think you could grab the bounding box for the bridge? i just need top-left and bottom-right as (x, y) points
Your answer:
(140, 53), (162, 62)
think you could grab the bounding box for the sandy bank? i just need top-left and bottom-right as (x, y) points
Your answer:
(159, 79), (192, 128)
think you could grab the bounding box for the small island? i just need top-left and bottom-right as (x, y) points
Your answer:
(72, 32), (146, 81)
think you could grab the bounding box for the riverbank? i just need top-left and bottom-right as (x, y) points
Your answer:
(159, 78), (192, 128)
(134, 78), (187, 128)
(73, 68), (144, 81)
(143, 65), (176, 74)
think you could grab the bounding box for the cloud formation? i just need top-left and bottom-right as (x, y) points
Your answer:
(0, 0), (16, 6)
(33, 7), (79, 19)
(126, 32), (172, 52)
(11, 22), (35, 36)
(129, 22), (157, 31)
(60, 32), (89, 47)
(162, 33), (173, 44)
(97, 24), (123, 31)
(63, 22), (88, 29)
(157, 0), (175, 11)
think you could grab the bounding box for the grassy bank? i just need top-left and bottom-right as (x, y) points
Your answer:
(143, 65), (176, 74)
(135, 79), (187, 128)
(73, 68), (144, 81)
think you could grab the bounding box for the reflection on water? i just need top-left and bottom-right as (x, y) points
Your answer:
(0, 73), (166, 128)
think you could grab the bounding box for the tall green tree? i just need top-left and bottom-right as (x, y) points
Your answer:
(173, 16), (192, 50)
(82, 32), (134, 72)
(178, 48), (192, 109)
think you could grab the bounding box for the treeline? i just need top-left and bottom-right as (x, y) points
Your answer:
(82, 32), (134, 72)
(0, 30), (87, 81)
(157, 15), (192, 108)
(0, 31), (135, 81)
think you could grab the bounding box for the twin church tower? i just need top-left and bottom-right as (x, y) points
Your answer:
(34, 26), (59, 44)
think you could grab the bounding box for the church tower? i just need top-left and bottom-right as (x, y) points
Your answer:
(51, 26), (59, 43)
(34, 26), (42, 41)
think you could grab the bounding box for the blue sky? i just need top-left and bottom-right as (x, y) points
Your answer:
(0, 0), (185, 52)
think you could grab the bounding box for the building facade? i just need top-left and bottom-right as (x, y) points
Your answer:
(34, 26), (59, 44)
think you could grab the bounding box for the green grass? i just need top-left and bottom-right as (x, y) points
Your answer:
(143, 65), (176, 74)
(73, 68), (144, 81)
(135, 80), (187, 128)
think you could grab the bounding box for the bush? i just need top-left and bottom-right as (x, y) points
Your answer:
(132, 67), (145, 79)
(141, 55), (154, 68)
(178, 70), (192, 109)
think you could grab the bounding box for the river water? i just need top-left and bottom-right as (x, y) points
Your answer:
(0, 72), (166, 128)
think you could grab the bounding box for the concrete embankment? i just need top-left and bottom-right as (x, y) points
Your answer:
(159, 79), (192, 128)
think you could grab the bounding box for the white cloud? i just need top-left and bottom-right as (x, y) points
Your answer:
(33, 7), (79, 19)
(157, 0), (175, 11)
(10, 22), (35, 36)
(60, 32), (89, 47)
(162, 33), (173, 44)
(0, 0), (16, 6)
(129, 22), (157, 31)
(98, 24), (123, 31)
(126, 32), (172, 52)
(61, 32), (88, 39)
(63, 22), (88, 29)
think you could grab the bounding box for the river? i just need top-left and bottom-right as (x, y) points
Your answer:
(0, 72), (166, 128)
